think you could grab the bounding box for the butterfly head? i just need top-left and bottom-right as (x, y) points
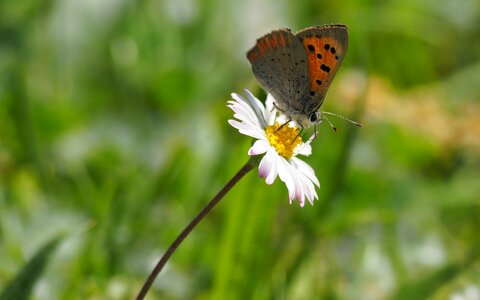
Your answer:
(289, 110), (324, 128)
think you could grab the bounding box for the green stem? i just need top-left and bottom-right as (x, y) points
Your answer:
(136, 159), (255, 300)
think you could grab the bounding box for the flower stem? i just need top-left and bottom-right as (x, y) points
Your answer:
(136, 159), (255, 300)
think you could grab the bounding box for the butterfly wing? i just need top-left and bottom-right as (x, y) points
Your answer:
(295, 25), (348, 110)
(247, 29), (310, 114)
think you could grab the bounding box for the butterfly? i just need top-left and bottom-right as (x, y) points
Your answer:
(247, 24), (359, 129)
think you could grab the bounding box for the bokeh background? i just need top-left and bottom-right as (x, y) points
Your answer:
(1, 0), (480, 299)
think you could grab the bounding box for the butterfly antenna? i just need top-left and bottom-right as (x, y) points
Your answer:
(322, 111), (362, 127)
(322, 114), (338, 132)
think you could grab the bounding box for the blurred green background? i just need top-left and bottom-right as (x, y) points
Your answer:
(1, 0), (480, 299)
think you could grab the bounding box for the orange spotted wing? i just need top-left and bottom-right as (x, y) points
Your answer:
(296, 25), (348, 110)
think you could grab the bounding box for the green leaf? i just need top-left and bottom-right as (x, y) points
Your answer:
(0, 237), (61, 300)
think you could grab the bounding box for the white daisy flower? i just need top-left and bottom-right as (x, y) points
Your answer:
(227, 89), (320, 207)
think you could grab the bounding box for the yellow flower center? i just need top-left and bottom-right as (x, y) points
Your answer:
(265, 123), (303, 159)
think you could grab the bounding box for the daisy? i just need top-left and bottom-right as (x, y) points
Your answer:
(137, 90), (322, 299)
(228, 89), (320, 207)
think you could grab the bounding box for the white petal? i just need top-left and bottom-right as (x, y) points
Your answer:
(290, 165), (306, 206)
(243, 89), (267, 128)
(231, 95), (263, 128)
(276, 156), (298, 202)
(232, 100), (262, 126)
(258, 150), (275, 182)
(295, 132), (318, 156)
(267, 108), (277, 126)
(229, 96), (262, 129)
(229, 104), (258, 126)
(289, 159), (319, 205)
(291, 157), (320, 187)
(296, 143), (312, 156)
(239, 129), (266, 140)
(288, 162), (305, 202)
(264, 94), (277, 125)
(265, 94), (275, 111)
(276, 156), (321, 207)
(295, 165), (317, 204)
(228, 118), (257, 133)
(228, 119), (266, 140)
(248, 140), (269, 156)
(276, 113), (290, 124)
(265, 151), (278, 184)
(298, 172), (317, 205)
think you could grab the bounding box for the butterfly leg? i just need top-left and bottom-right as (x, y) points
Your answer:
(276, 118), (293, 132)
(291, 127), (304, 145)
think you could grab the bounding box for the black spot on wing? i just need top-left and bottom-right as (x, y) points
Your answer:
(320, 64), (330, 73)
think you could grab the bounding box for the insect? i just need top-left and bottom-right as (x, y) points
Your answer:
(247, 24), (361, 130)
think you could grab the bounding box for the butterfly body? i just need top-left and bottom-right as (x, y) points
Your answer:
(247, 25), (348, 128)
